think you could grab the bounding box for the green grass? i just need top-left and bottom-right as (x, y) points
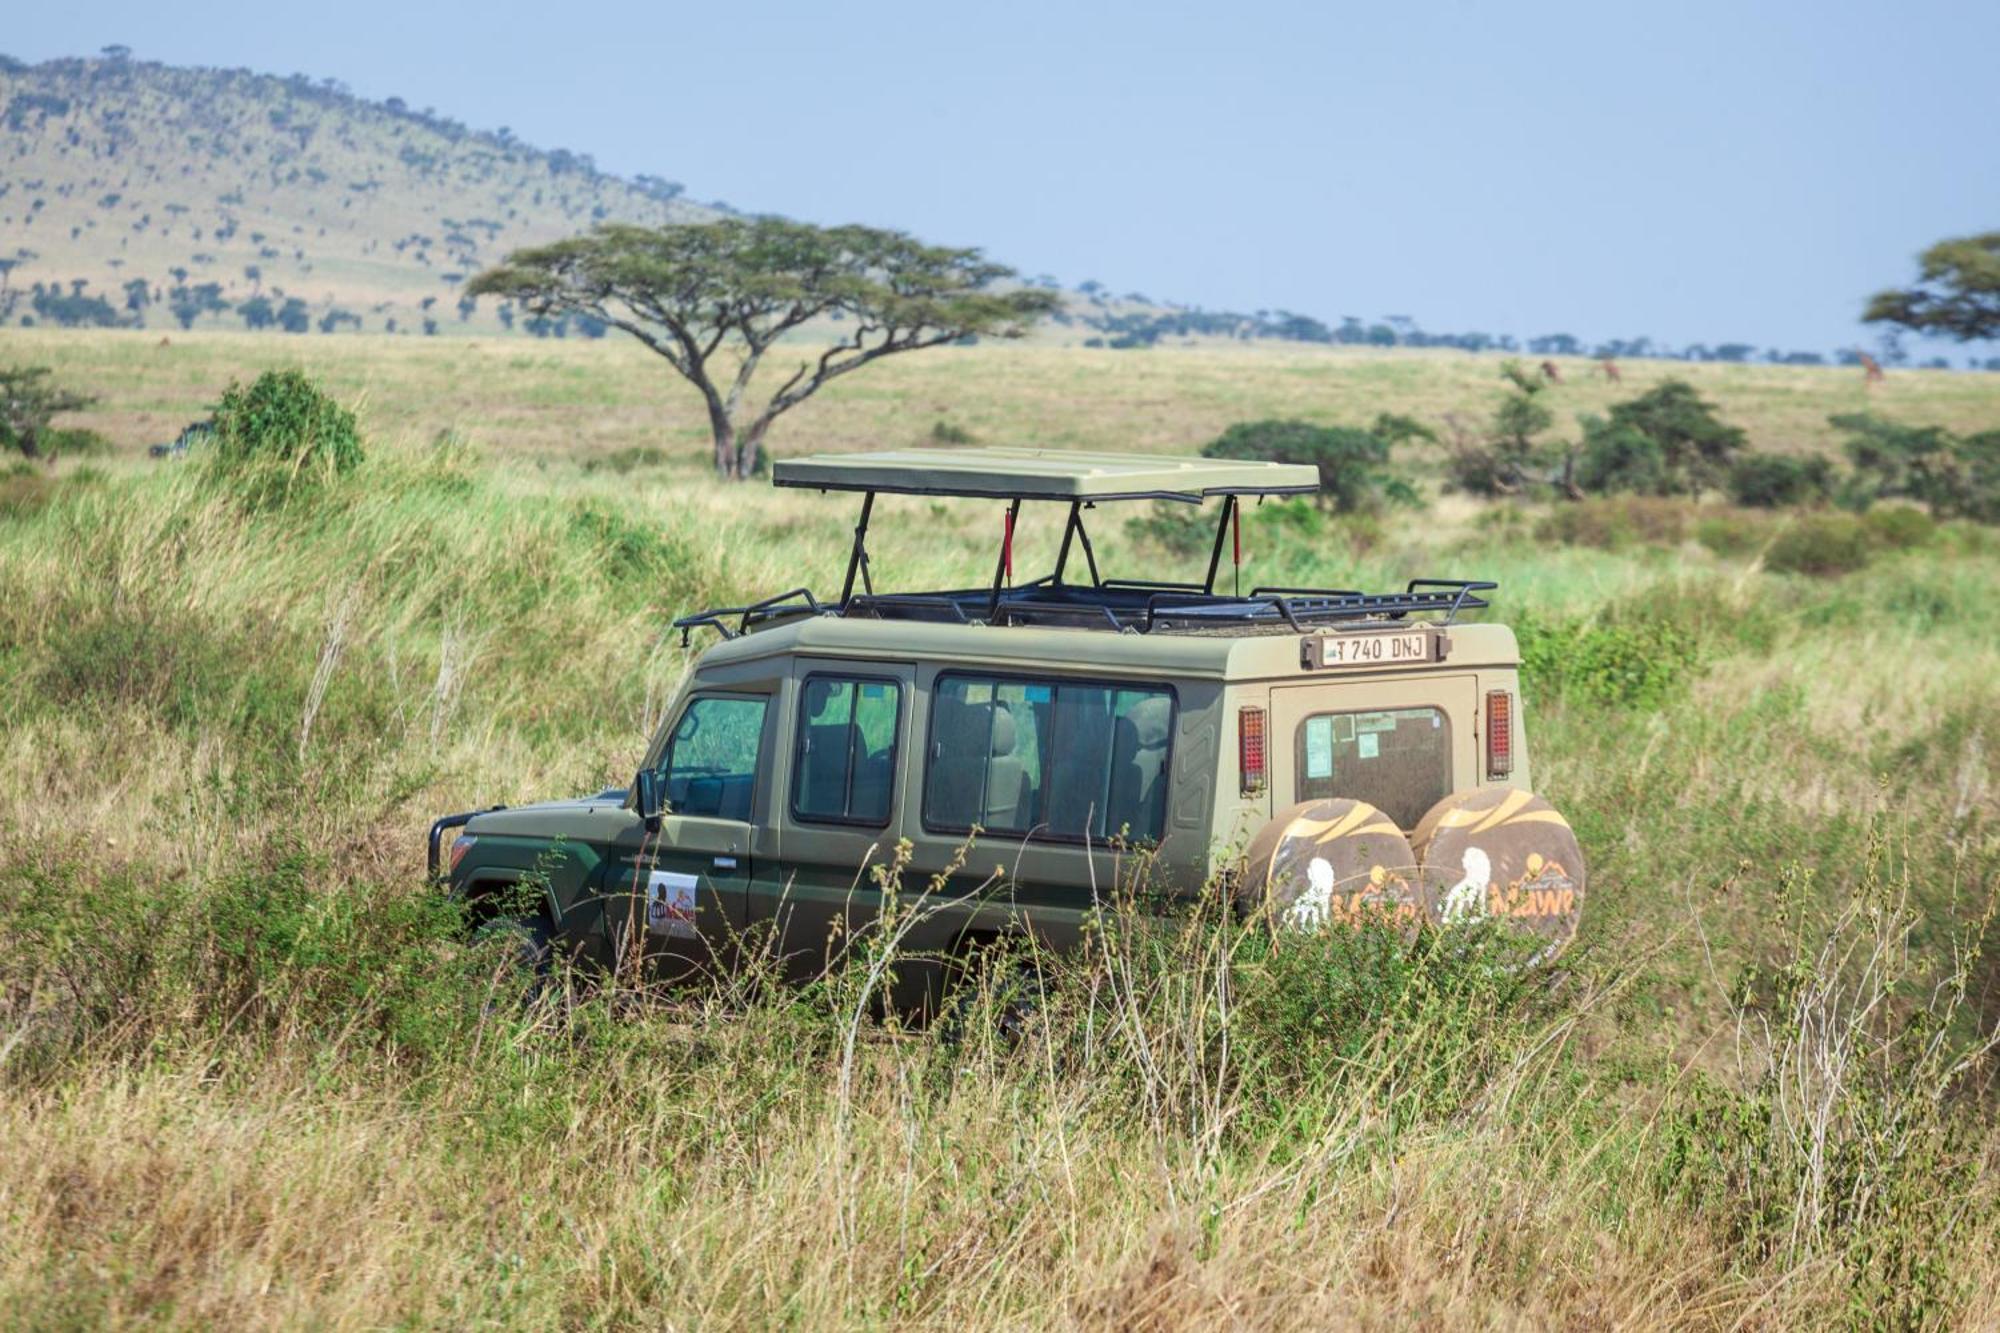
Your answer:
(0, 334), (1996, 1326)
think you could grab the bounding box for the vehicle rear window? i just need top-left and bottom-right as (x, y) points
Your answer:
(925, 675), (1173, 844)
(1295, 707), (1451, 829)
(794, 676), (901, 826)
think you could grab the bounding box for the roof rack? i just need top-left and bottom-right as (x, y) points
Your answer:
(671, 449), (1497, 645)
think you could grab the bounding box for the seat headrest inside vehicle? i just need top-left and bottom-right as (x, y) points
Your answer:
(1123, 696), (1171, 749)
(988, 703), (1016, 757)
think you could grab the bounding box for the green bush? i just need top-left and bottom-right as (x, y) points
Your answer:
(1765, 513), (1873, 577)
(208, 369), (363, 497)
(1534, 496), (1692, 550)
(1695, 510), (1780, 558)
(1515, 605), (1704, 708)
(1726, 453), (1833, 508)
(1861, 504), (1936, 550)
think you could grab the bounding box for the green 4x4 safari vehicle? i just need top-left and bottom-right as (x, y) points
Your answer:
(431, 449), (1585, 1006)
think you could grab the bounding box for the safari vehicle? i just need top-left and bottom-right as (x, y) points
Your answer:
(429, 448), (1585, 1005)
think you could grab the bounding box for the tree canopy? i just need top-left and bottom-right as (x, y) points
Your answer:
(1864, 231), (2000, 342)
(468, 218), (1061, 478)
(0, 364), (96, 461)
(1200, 417), (1422, 512)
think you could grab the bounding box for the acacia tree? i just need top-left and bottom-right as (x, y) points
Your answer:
(469, 219), (1061, 478)
(1865, 231), (2000, 341)
(0, 365), (96, 461)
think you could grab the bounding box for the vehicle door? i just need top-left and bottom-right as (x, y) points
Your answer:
(606, 690), (774, 983)
(1268, 674), (1479, 832)
(763, 660), (916, 983)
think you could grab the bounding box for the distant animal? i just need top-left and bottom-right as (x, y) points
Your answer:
(1599, 357), (1622, 384)
(1539, 360), (1563, 384)
(1859, 352), (1885, 386)
(156, 336), (171, 349)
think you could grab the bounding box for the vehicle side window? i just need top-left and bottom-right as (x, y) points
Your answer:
(793, 676), (901, 825)
(926, 675), (1172, 844)
(662, 696), (768, 820)
(1295, 706), (1451, 830)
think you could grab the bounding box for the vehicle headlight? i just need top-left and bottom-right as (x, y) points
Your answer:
(449, 834), (477, 873)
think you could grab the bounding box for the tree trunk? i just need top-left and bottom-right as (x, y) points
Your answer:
(735, 421), (769, 479)
(707, 400), (741, 480)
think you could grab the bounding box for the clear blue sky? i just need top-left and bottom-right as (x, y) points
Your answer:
(13, 1), (1999, 354)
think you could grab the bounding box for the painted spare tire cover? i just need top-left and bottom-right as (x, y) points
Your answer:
(1409, 787), (1585, 950)
(1239, 798), (1422, 933)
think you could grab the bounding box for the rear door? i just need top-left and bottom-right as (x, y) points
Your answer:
(1269, 675), (1478, 832)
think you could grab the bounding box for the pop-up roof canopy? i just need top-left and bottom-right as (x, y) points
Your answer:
(772, 447), (1319, 502)
(672, 446), (1494, 643)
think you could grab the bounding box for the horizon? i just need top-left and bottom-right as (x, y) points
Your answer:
(6, 1), (1998, 362)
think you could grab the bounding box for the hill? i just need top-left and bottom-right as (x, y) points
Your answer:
(0, 54), (720, 337)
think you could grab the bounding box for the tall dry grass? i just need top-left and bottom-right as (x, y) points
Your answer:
(0, 400), (1994, 1326)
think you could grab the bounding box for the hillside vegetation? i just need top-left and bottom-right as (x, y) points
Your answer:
(0, 334), (1995, 1324)
(0, 55), (716, 336)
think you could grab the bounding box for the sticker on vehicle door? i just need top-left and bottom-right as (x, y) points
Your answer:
(645, 870), (699, 939)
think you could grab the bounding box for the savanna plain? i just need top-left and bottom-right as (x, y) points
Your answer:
(1, 330), (1997, 1328)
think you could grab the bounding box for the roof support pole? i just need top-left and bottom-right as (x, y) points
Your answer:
(1052, 501), (1082, 586)
(838, 490), (875, 609)
(1202, 494), (1238, 596)
(1074, 504), (1103, 586)
(986, 497), (1022, 623)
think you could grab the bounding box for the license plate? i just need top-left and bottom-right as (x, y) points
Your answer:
(1303, 629), (1435, 669)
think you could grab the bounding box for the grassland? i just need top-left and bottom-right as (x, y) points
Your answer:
(0, 331), (1996, 1327)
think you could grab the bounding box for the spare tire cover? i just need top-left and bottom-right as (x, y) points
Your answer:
(1238, 798), (1421, 933)
(1409, 787), (1585, 950)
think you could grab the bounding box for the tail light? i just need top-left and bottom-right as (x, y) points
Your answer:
(1238, 706), (1267, 795)
(1486, 690), (1513, 780)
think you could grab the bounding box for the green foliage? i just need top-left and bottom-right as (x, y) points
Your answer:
(1864, 230), (2000, 341)
(1726, 452), (1834, 508)
(1533, 496), (1692, 550)
(1199, 417), (1417, 513)
(1765, 513), (1874, 577)
(1124, 499), (1214, 558)
(469, 218), (1060, 478)
(0, 364), (97, 461)
(1833, 412), (2000, 524)
(1580, 380), (1746, 498)
(928, 419), (975, 446)
(207, 369), (363, 499)
(1514, 602), (1704, 708)
(1445, 369), (1557, 497)
(1860, 505), (1936, 550)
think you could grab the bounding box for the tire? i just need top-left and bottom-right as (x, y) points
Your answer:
(475, 913), (555, 1007)
(938, 947), (1044, 1050)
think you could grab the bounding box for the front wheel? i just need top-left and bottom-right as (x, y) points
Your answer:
(474, 913), (555, 1007)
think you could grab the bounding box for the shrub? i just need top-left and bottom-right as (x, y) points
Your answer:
(1574, 420), (1671, 496)
(1765, 514), (1873, 577)
(208, 369), (362, 498)
(1860, 504), (1936, 550)
(928, 420), (975, 446)
(1695, 511), (1780, 559)
(1726, 453), (1833, 508)
(1534, 496), (1691, 550)
(1514, 605), (1703, 708)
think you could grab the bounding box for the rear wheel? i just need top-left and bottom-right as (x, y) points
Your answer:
(938, 944), (1044, 1050)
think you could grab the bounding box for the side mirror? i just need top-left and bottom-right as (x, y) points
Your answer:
(633, 767), (664, 831)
